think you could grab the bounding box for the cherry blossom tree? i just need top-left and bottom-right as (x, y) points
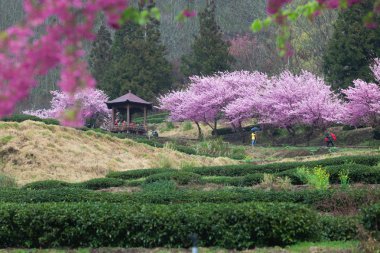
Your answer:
(342, 58), (380, 127)
(259, 71), (343, 135)
(24, 89), (111, 128)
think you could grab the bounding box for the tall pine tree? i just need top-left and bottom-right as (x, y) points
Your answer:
(181, 0), (234, 78)
(103, 0), (172, 101)
(323, 0), (380, 90)
(88, 23), (113, 89)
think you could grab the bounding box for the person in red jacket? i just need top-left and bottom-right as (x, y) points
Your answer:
(324, 132), (336, 147)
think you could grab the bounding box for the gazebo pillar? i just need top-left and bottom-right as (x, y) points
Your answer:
(127, 104), (130, 126)
(143, 106), (147, 129)
(112, 108), (115, 125)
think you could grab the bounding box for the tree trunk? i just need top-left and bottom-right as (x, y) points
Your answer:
(286, 126), (296, 145)
(195, 121), (203, 140)
(305, 127), (314, 146)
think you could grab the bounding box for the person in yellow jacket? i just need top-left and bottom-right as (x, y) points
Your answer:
(251, 132), (256, 146)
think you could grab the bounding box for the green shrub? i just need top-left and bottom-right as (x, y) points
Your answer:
(145, 171), (201, 185)
(0, 188), (379, 214)
(125, 178), (145, 187)
(22, 180), (71, 190)
(184, 155), (380, 177)
(1, 114), (59, 125)
(141, 180), (177, 192)
(76, 178), (125, 190)
(0, 174), (17, 188)
(339, 169), (350, 188)
(0, 202), (319, 248)
(201, 174), (263, 186)
(319, 215), (359, 241)
(107, 168), (175, 180)
(296, 166), (330, 190)
(362, 203), (380, 233)
(202, 176), (242, 186)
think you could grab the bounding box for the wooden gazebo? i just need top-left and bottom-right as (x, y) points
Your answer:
(105, 91), (152, 134)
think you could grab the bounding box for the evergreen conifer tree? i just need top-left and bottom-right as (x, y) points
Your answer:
(103, 0), (172, 101)
(88, 23), (113, 89)
(323, 0), (380, 89)
(181, 0), (234, 78)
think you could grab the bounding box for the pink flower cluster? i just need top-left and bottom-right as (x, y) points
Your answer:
(0, 0), (128, 123)
(23, 88), (111, 127)
(160, 58), (380, 132)
(342, 58), (380, 127)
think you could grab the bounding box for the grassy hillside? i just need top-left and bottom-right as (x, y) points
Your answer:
(0, 121), (235, 185)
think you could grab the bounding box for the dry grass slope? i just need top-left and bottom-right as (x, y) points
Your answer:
(0, 121), (236, 185)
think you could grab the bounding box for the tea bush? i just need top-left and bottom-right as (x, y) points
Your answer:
(107, 168), (175, 180)
(22, 180), (71, 190)
(145, 171), (202, 185)
(0, 202), (319, 248)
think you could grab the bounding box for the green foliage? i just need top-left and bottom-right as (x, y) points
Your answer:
(0, 202), (319, 248)
(184, 155), (380, 177)
(0, 173), (16, 188)
(339, 169), (350, 188)
(195, 138), (246, 160)
(323, 0), (380, 89)
(319, 215), (359, 241)
(88, 23), (113, 89)
(296, 166), (330, 190)
(145, 171), (202, 185)
(141, 180), (177, 193)
(22, 180), (71, 190)
(362, 203), (380, 234)
(107, 168), (175, 180)
(181, 1), (234, 78)
(1, 187), (380, 214)
(75, 178), (125, 190)
(102, 3), (173, 101)
(1, 114), (59, 125)
(202, 174), (264, 187)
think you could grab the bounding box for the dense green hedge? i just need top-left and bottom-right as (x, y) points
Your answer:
(23, 178), (126, 191)
(2, 188), (379, 213)
(277, 164), (380, 185)
(0, 202), (319, 248)
(184, 156), (380, 177)
(319, 215), (359, 241)
(362, 203), (380, 233)
(1, 114), (59, 125)
(145, 171), (202, 185)
(22, 180), (71, 190)
(202, 174), (264, 186)
(107, 168), (175, 180)
(75, 178), (125, 190)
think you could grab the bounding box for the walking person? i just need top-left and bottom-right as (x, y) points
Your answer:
(324, 132), (336, 147)
(251, 131), (256, 146)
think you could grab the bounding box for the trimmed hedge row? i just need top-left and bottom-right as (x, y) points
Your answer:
(23, 178), (126, 191)
(319, 215), (359, 241)
(145, 172), (202, 185)
(277, 164), (380, 185)
(202, 174), (264, 186)
(183, 156), (380, 177)
(2, 188), (380, 213)
(107, 168), (176, 180)
(362, 203), (380, 233)
(0, 202), (319, 248)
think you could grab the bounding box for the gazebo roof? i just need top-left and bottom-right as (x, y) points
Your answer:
(106, 91), (152, 109)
